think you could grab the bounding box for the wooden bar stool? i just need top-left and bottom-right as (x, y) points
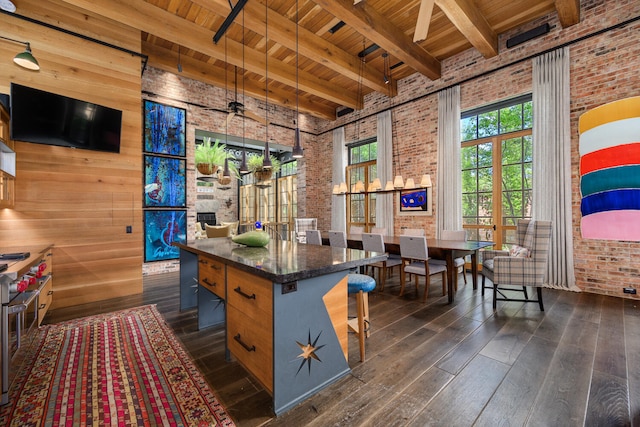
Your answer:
(347, 273), (376, 362)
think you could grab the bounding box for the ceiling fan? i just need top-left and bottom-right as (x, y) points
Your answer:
(225, 66), (268, 126)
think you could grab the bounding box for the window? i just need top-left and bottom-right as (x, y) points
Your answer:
(461, 95), (532, 249)
(239, 155), (298, 239)
(346, 139), (377, 232)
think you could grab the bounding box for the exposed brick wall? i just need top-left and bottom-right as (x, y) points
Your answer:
(143, 0), (640, 299)
(140, 68), (317, 274)
(309, 0), (640, 299)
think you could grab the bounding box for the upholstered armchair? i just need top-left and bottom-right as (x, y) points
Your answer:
(481, 219), (552, 311)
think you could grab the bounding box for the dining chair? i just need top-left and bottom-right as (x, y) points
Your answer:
(328, 230), (348, 248)
(294, 218), (317, 243)
(328, 230), (376, 361)
(220, 221), (239, 236)
(349, 225), (365, 234)
(431, 229), (467, 291)
(371, 227), (387, 235)
(481, 219), (552, 310)
(399, 235), (447, 302)
(362, 232), (402, 292)
(402, 228), (425, 236)
(205, 223), (231, 238)
(305, 230), (322, 245)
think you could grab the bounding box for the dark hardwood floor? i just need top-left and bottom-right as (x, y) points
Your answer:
(43, 271), (640, 426)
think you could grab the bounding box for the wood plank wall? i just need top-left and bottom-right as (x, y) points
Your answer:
(0, 0), (143, 308)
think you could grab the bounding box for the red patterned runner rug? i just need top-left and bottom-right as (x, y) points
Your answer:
(0, 305), (236, 426)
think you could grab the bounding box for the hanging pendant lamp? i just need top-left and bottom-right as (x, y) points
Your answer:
(291, 0), (304, 159)
(262, 0), (272, 170)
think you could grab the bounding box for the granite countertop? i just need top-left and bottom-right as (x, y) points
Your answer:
(175, 238), (387, 283)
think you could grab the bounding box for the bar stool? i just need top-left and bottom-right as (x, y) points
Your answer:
(347, 273), (376, 362)
(328, 230), (376, 361)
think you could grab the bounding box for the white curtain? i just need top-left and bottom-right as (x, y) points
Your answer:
(331, 127), (347, 232)
(436, 85), (462, 237)
(376, 110), (394, 234)
(532, 47), (578, 291)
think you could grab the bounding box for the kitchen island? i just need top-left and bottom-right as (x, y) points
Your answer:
(174, 238), (386, 415)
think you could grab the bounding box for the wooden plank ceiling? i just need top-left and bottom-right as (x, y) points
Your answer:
(64, 0), (580, 121)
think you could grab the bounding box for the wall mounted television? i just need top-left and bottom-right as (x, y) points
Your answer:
(10, 83), (122, 153)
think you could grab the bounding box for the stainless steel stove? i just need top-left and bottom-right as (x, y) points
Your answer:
(0, 249), (51, 405)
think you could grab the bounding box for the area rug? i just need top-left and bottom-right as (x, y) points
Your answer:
(0, 305), (236, 426)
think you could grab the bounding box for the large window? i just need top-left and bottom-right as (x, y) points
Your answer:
(461, 95), (532, 249)
(346, 139), (377, 232)
(239, 156), (297, 239)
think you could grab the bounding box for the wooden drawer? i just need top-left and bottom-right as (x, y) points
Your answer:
(37, 276), (53, 325)
(226, 266), (272, 317)
(198, 256), (226, 299)
(227, 305), (273, 392)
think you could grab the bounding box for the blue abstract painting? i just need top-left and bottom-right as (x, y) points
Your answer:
(144, 100), (186, 156)
(144, 155), (186, 208)
(144, 210), (186, 262)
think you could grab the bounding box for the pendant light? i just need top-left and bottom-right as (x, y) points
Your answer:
(291, 0), (304, 159)
(222, 35), (231, 180)
(177, 46), (183, 73)
(0, 36), (40, 71)
(262, 0), (272, 170)
(239, 9), (249, 174)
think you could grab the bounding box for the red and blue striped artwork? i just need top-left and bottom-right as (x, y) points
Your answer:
(579, 97), (640, 240)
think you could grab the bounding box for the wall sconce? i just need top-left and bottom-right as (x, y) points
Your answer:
(0, 36), (40, 71)
(333, 174), (433, 195)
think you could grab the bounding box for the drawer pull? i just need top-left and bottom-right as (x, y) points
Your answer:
(39, 303), (46, 310)
(234, 287), (256, 300)
(47, 290), (53, 295)
(198, 259), (208, 265)
(202, 278), (217, 287)
(234, 334), (256, 352)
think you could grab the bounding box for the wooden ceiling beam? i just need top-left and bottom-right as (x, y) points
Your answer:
(413, 0), (435, 43)
(436, 0), (498, 58)
(554, 0), (580, 27)
(191, 0), (396, 96)
(142, 41), (337, 121)
(59, 0), (360, 109)
(312, 0), (441, 80)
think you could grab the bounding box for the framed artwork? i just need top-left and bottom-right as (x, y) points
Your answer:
(397, 187), (433, 216)
(144, 155), (186, 207)
(144, 210), (186, 262)
(143, 100), (186, 156)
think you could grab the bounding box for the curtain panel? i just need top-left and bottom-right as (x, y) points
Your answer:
(331, 127), (347, 232)
(532, 46), (578, 290)
(436, 85), (462, 237)
(376, 110), (394, 234)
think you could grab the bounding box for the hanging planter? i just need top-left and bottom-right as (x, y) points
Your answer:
(195, 137), (237, 177)
(248, 154), (281, 183)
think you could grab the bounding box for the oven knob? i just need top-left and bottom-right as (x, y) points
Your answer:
(38, 262), (47, 272)
(27, 276), (36, 286)
(9, 280), (28, 293)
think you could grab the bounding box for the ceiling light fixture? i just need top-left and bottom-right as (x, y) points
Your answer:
(291, 0), (303, 159)
(0, 36), (39, 71)
(382, 52), (390, 84)
(239, 9), (249, 175)
(262, 0), (272, 170)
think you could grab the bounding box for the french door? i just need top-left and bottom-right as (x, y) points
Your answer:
(461, 129), (532, 249)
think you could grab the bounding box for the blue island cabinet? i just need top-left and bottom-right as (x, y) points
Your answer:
(175, 238), (386, 415)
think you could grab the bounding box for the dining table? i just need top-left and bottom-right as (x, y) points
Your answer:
(321, 232), (494, 303)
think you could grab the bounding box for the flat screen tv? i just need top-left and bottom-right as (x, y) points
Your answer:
(10, 83), (122, 153)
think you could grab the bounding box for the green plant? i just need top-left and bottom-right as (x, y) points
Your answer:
(195, 137), (238, 177)
(247, 154), (281, 173)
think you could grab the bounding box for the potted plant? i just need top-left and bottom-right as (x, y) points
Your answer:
(195, 137), (235, 176)
(248, 154), (281, 182)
